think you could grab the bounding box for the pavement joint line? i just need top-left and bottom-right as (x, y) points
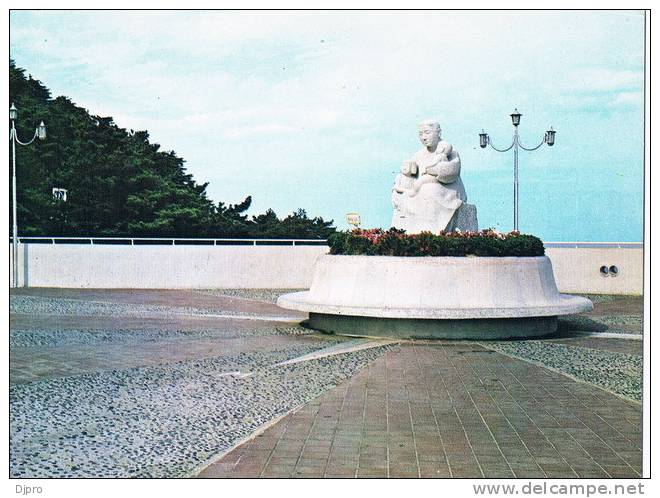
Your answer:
(291, 388), (323, 477)
(418, 350), (453, 478)
(571, 331), (642, 341)
(215, 371), (242, 377)
(214, 340), (399, 379)
(179, 312), (302, 322)
(322, 381), (351, 478)
(476, 342), (642, 405)
(11, 310), (302, 323)
(215, 371), (254, 379)
(274, 339), (400, 366)
(403, 354), (422, 478)
(258, 409), (293, 478)
(216, 341), (399, 378)
(356, 373), (369, 478)
(385, 352), (391, 478)
(188, 406), (296, 478)
(191, 290), (277, 304)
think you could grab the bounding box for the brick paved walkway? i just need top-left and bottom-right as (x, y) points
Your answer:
(198, 342), (642, 479)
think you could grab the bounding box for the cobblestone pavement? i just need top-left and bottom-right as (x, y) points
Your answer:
(558, 295), (643, 336)
(10, 288), (392, 477)
(10, 289), (643, 478)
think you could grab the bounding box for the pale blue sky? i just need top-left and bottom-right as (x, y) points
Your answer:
(10, 10), (645, 241)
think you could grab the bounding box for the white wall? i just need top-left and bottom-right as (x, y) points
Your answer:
(545, 246), (643, 295)
(11, 244), (328, 289)
(10, 243), (643, 295)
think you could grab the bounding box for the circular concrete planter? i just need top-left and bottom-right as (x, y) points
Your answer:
(277, 254), (593, 339)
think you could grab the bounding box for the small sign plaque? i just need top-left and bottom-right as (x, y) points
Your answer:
(346, 213), (361, 228)
(52, 188), (67, 201)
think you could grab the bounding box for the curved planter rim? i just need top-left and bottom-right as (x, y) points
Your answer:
(278, 254), (593, 320)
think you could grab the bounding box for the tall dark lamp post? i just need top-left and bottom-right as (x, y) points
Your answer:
(10, 103), (46, 288)
(479, 109), (555, 232)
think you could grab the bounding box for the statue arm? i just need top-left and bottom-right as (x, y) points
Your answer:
(425, 151), (461, 184)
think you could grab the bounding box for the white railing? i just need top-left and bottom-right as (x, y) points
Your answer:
(8, 236), (328, 246)
(8, 236), (643, 249)
(543, 242), (643, 249)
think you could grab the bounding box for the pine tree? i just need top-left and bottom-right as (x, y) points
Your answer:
(9, 61), (335, 239)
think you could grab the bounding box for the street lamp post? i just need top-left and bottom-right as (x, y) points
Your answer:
(479, 109), (555, 232)
(10, 103), (46, 288)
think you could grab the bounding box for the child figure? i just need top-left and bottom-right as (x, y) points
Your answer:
(406, 141), (453, 197)
(393, 160), (418, 194)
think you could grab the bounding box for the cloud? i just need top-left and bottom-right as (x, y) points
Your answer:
(561, 68), (643, 93)
(9, 10), (646, 240)
(609, 91), (644, 107)
(222, 123), (298, 140)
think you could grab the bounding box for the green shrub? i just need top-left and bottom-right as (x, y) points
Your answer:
(328, 228), (545, 257)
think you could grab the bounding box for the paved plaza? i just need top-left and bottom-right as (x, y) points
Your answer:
(9, 289), (643, 478)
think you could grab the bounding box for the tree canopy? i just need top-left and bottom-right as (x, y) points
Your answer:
(9, 61), (335, 239)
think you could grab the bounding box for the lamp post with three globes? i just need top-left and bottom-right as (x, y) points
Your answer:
(479, 109), (555, 232)
(10, 103), (46, 288)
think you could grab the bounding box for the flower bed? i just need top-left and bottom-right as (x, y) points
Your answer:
(327, 228), (545, 257)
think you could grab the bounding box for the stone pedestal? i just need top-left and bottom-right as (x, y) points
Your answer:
(455, 203), (478, 232)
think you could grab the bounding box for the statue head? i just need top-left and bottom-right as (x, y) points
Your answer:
(418, 119), (441, 149)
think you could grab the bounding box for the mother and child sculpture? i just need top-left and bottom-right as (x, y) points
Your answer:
(277, 117), (592, 339)
(391, 119), (478, 233)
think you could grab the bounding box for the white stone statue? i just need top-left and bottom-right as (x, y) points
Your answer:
(391, 119), (475, 233)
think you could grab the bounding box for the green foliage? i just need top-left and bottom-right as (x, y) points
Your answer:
(9, 61), (335, 239)
(328, 228), (545, 257)
(250, 208), (335, 239)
